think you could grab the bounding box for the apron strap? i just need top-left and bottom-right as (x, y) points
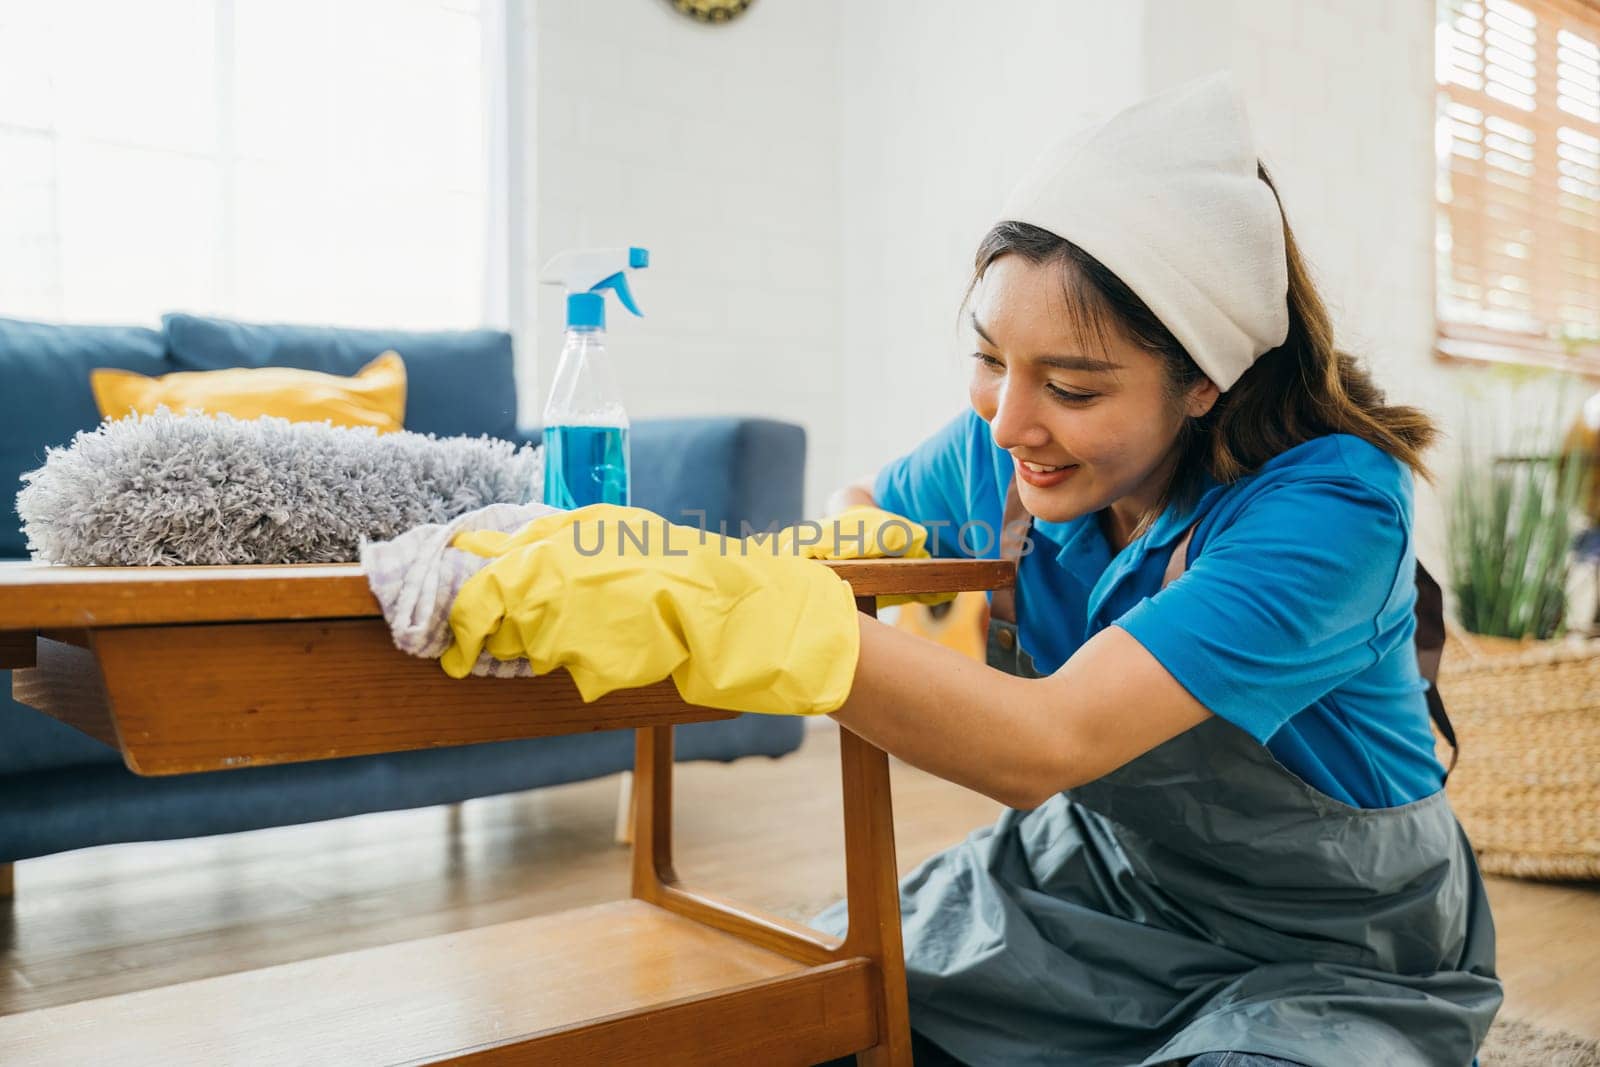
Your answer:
(1413, 563), (1460, 776)
(1161, 526), (1196, 589)
(992, 483), (1197, 618)
(990, 480), (1031, 626)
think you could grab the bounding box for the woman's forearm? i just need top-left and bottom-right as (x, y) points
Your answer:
(828, 613), (1062, 809)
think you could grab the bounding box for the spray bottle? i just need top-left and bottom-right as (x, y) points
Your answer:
(537, 246), (649, 509)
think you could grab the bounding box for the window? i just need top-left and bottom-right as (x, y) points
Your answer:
(1435, 0), (1600, 372)
(0, 0), (509, 332)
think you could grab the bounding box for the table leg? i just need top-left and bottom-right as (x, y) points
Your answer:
(837, 595), (913, 1067)
(626, 595), (913, 1067)
(631, 724), (677, 897)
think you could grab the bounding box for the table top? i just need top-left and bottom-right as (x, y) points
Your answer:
(0, 557), (1015, 631)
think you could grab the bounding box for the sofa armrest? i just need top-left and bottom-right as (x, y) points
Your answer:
(513, 417), (806, 533)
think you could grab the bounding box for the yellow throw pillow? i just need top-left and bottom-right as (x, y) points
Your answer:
(90, 351), (407, 433)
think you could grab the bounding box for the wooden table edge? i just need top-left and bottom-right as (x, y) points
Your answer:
(0, 557), (1015, 632)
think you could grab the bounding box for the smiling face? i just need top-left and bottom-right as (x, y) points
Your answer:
(967, 253), (1218, 543)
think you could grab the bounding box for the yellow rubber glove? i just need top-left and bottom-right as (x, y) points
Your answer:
(769, 504), (957, 609)
(443, 504), (861, 716)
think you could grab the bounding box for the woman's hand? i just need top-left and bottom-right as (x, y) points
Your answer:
(824, 480), (876, 515)
(771, 504), (958, 608)
(443, 504), (862, 716)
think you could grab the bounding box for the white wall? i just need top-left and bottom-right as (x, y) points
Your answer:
(834, 2), (1149, 493)
(522, 0), (845, 516)
(522, 0), (1581, 542)
(521, 0), (1148, 517)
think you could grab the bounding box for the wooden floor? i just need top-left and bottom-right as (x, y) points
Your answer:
(2, 719), (1597, 1042)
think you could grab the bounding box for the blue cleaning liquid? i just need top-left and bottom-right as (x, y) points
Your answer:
(543, 424), (630, 509)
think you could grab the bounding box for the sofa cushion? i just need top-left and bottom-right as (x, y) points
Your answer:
(163, 313), (517, 441)
(0, 317), (170, 559)
(0, 696), (122, 777)
(91, 350), (408, 432)
(0, 715), (804, 862)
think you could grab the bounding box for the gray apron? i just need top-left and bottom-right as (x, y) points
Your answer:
(813, 489), (1501, 1066)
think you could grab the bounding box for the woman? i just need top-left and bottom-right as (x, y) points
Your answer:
(446, 73), (1502, 1066)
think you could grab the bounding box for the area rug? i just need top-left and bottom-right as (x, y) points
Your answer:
(1479, 1017), (1600, 1066)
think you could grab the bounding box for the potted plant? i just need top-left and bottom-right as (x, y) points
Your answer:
(1439, 373), (1600, 880)
(1448, 415), (1587, 643)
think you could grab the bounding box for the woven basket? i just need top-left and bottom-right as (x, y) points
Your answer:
(1436, 631), (1600, 880)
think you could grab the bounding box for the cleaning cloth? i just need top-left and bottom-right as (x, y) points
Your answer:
(360, 500), (562, 677)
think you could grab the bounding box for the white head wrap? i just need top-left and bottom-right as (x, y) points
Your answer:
(998, 72), (1289, 391)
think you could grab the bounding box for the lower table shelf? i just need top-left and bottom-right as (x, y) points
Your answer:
(0, 898), (879, 1065)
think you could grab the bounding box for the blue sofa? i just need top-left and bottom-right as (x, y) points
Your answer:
(0, 313), (808, 864)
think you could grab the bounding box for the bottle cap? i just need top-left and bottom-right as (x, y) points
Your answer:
(567, 292), (604, 329)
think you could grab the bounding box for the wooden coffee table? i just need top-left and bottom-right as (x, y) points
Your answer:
(0, 556), (1012, 1066)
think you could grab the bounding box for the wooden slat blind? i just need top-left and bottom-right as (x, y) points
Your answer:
(1436, 0), (1600, 371)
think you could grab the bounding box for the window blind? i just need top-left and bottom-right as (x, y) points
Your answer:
(1436, 0), (1600, 368)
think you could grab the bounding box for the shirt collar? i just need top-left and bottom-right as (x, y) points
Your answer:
(1041, 468), (1230, 586)
(1037, 513), (1112, 591)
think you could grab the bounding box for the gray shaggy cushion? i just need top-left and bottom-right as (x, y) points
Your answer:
(16, 410), (544, 565)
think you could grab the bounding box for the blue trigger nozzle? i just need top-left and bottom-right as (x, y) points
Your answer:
(592, 271), (643, 318)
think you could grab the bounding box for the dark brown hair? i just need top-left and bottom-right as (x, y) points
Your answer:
(965, 164), (1438, 522)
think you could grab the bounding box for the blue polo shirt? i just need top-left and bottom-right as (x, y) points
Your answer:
(873, 408), (1446, 809)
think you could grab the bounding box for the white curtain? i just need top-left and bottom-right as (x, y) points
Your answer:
(0, 0), (506, 331)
